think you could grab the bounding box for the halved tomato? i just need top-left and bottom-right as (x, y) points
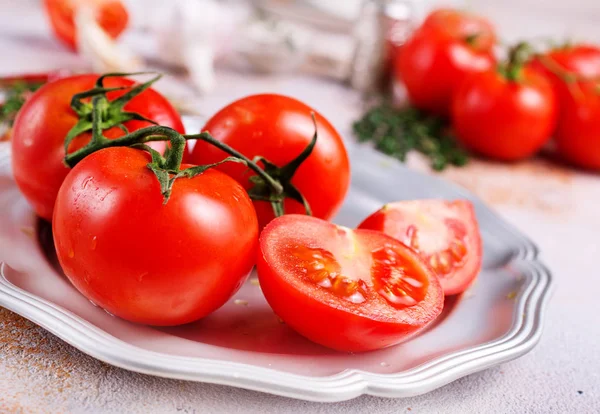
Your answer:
(358, 200), (482, 296)
(257, 215), (443, 352)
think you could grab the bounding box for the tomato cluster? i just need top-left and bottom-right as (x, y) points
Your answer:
(396, 8), (600, 169)
(11, 73), (482, 352)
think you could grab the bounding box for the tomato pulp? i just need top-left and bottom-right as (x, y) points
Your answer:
(358, 200), (482, 296)
(11, 74), (185, 221)
(257, 215), (443, 352)
(53, 147), (259, 326)
(190, 94), (350, 229)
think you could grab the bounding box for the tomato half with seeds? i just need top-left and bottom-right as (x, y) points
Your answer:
(358, 200), (482, 296)
(53, 147), (258, 326)
(11, 74), (185, 221)
(257, 215), (443, 352)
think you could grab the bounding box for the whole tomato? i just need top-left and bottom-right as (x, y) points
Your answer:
(190, 94), (350, 229)
(44, 0), (128, 50)
(555, 81), (600, 169)
(53, 147), (259, 326)
(530, 44), (600, 101)
(11, 74), (185, 221)
(452, 66), (558, 161)
(397, 9), (496, 117)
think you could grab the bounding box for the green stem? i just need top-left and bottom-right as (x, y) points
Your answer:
(65, 125), (284, 195)
(504, 42), (531, 82)
(185, 132), (284, 195)
(65, 125), (177, 167)
(90, 95), (107, 146)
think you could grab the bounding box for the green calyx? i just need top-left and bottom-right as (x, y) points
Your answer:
(247, 114), (317, 217)
(498, 42), (533, 82)
(62, 72), (315, 215)
(63, 72), (161, 157)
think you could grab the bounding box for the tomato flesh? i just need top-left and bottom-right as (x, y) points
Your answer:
(257, 215), (443, 352)
(358, 200), (482, 296)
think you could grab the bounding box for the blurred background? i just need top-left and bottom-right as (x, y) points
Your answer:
(2, 0), (600, 105)
(2, 0), (600, 183)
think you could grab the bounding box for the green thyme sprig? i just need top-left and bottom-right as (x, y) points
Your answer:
(0, 81), (44, 126)
(353, 103), (468, 171)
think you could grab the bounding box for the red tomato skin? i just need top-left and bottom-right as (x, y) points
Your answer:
(11, 74), (185, 221)
(190, 94), (350, 229)
(555, 82), (600, 170)
(397, 10), (496, 117)
(421, 9), (496, 51)
(53, 147), (258, 326)
(257, 215), (443, 352)
(358, 200), (482, 296)
(529, 45), (600, 102)
(44, 0), (129, 50)
(451, 68), (558, 161)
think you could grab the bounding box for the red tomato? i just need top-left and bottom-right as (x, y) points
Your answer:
(529, 44), (600, 101)
(44, 0), (128, 50)
(555, 81), (600, 169)
(257, 215), (443, 352)
(451, 67), (557, 161)
(397, 9), (496, 117)
(421, 9), (496, 50)
(358, 200), (482, 296)
(11, 74), (185, 221)
(53, 147), (258, 326)
(190, 94), (350, 229)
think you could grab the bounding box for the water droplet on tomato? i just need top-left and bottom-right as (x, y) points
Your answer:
(82, 177), (93, 189)
(68, 248), (75, 258)
(90, 236), (97, 250)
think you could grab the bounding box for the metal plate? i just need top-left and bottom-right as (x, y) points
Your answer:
(0, 141), (552, 402)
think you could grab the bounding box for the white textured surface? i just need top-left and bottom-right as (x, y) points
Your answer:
(0, 1), (599, 413)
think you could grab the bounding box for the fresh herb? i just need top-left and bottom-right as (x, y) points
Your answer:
(0, 81), (44, 126)
(353, 103), (468, 171)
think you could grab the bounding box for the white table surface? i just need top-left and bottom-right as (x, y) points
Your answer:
(0, 1), (599, 413)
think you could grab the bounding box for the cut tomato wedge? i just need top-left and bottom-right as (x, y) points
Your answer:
(358, 200), (482, 296)
(257, 215), (443, 352)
